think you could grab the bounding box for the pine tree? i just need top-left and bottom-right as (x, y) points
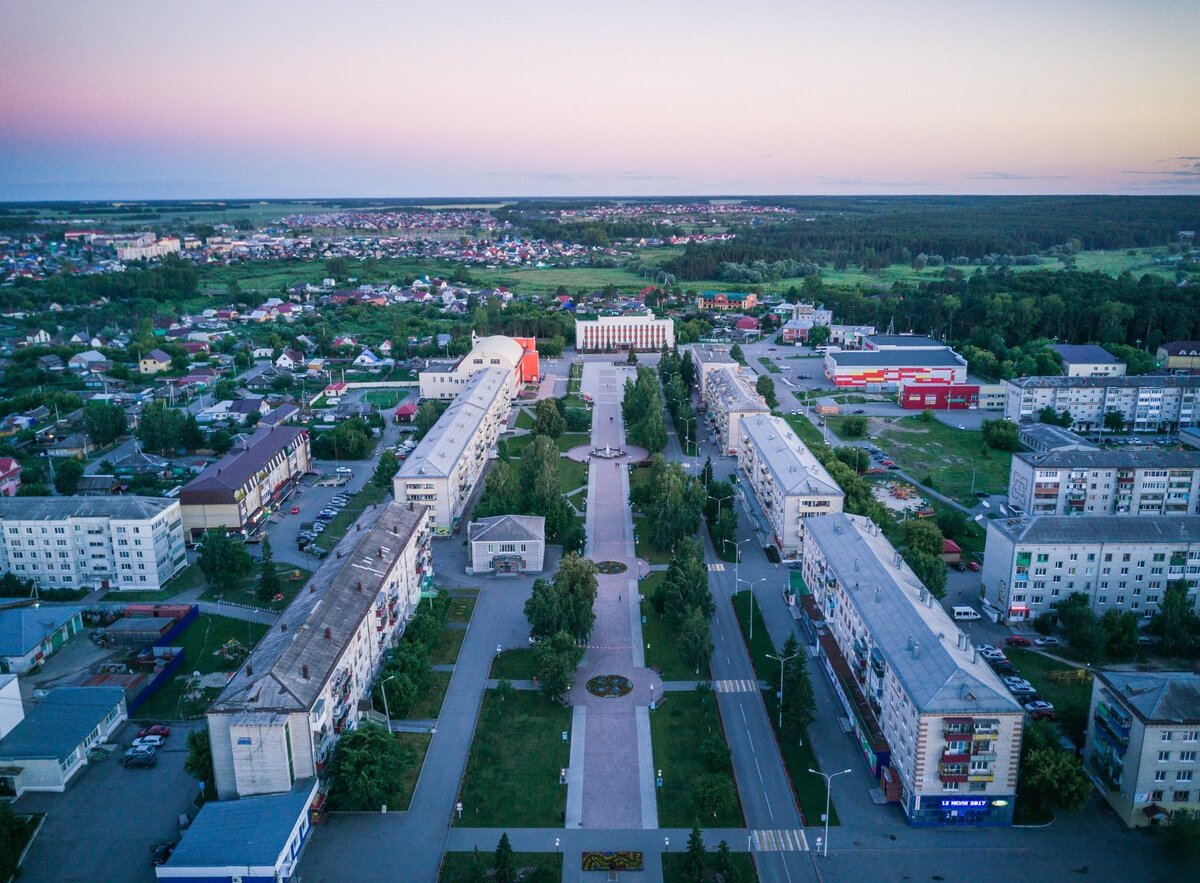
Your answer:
(257, 536), (282, 602)
(685, 825), (707, 882)
(493, 832), (515, 883)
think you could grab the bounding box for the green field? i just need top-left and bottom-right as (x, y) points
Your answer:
(640, 585), (702, 680)
(198, 563), (312, 610)
(395, 732), (432, 811)
(361, 389), (409, 407)
(663, 852), (758, 882)
(455, 690), (572, 827)
(440, 852), (562, 882)
(781, 413), (826, 449)
(491, 649), (536, 680)
(134, 614), (270, 720)
(651, 688), (744, 828)
(877, 416), (1012, 504)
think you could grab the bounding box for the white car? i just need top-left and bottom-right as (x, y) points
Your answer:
(132, 735), (165, 749)
(1034, 636), (1062, 647)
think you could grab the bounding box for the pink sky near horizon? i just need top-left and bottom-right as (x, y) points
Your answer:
(1, 0), (1198, 199)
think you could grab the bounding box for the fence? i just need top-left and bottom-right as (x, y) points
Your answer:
(126, 648), (187, 716)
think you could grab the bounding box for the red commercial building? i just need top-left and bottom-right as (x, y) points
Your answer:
(898, 383), (980, 410)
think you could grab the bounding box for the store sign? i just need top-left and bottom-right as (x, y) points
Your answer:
(939, 798), (989, 810)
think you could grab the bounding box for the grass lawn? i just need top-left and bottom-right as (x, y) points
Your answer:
(732, 591), (838, 825)
(506, 431), (588, 456)
(199, 564), (311, 611)
(395, 732), (432, 811)
(455, 690), (572, 827)
(651, 688), (744, 828)
(491, 649), (536, 680)
(408, 671), (452, 720)
(100, 563), (207, 603)
(1004, 648), (1093, 746)
(430, 627), (466, 666)
(632, 519), (674, 565)
(628, 466), (654, 510)
(558, 456), (589, 494)
(134, 614), (270, 721)
(361, 389), (407, 407)
(878, 416), (1012, 504)
(641, 598), (702, 680)
(757, 357), (781, 374)
(781, 413), (826, 449)
(440, 852), (562, 882)
(663, 852), (758, 882)
(318, 481), (389, 548)
(515, 408), (535, 430)
(447, 591), (477, 623)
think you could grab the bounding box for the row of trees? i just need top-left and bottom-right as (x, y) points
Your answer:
(622, 367), (667, 453)
(630, 456), (706, 554)
(372, 590), (451, 719)
(477, 433), (583, 552)
(659, 348), (699, 451)
(1049, 583), (1200, 661)
(650, 539), (716, 671)
(525, 554), (599, 700)
(312, 416), (378, 460)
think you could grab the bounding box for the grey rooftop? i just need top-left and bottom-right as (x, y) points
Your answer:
(0, 495), (176, 522)
(397, 368), (508, 480)
(989, 514), (1200, 546)
(1050, 343), (1122, 365)
(0, 686), (124, 762)
(738, 414), (842, 497)
(1096, 670), (1200, 724)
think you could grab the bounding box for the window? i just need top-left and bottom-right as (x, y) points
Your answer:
(1163, 731), (1174, 742)
(1179, 771), (1194, 783)
(1174, 791), (1191, 803)
(1155, 771), (1167, 783)
(1184, 731), (1198, 743)
(1160, 751), (1172, 762)
(1152, 790), (1165, 802)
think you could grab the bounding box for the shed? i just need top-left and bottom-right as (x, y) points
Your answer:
(941, 538), (962, 563)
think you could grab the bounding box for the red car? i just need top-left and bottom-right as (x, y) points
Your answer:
(1004, 636), (1031, 647)
(290, 506), (301, 515)
(967, 561), (980, 572)
(137, 724), (171, 739)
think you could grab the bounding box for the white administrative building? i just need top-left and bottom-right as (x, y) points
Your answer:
(575, 311), (674, 352)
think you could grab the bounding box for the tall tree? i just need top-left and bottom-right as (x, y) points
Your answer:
(83, 400), (127, 445)
(372, 450), (400, 488)
(755, 374), (778, 409)
(493, 833), (515, 883)
(257, 536), (282, 602)
(53, 458), (84, 495)
(326, 722), (415, 811)
(198, 528), (253, 592)
(532, 398), (565, 439)
(685, 826), (707, 883)
(533, 630), (584, 702)
(184, 727), (216, 800)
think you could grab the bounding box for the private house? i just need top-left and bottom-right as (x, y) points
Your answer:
(275, 350), (306, 371)
(139, 348), (173, 375)
(0, 458), (20, 496)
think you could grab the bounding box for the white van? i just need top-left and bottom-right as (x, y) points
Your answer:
(952, 606), (981, 621)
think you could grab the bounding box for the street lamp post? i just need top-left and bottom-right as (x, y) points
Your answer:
(766, 650), (799, 729)
(664, 836), (670, 852)
(380, 674), (396, 732)
(724, 537), (750, 596)
(807, 768), (852, 857)
(707, 494), (726, 521)
(736, 576), (766, 640)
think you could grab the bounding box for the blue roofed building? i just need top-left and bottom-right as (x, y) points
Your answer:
(0, 604), (84, 674)
(0, 686), (126, 796)
(156, 779), (318, 883)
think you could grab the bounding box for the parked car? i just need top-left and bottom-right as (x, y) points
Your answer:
(290, 505), (301, 515)
(137, 724), (171, 739)
(151, 843), (175, 866)
(1023, 699), (1056, 720)
(1003, 677), (1037, 696)
(852, 409), (866, 415)
(990, 662), (1018, 677)
(132, 735), (166, 749)
(1034, 636), (1062, 647)
(977, 645), (1006, 660)
(1004, 636), (1031, 647)
(951, 561), (966, 572)
(124, 752), (157, 769)
(308, 545), (329, 559)
(966, 561), (980, 572)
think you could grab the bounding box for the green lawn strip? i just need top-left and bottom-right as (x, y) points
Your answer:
(757, 357), (781, 374)
(628, 466), (654, 510)
(1004, 648), (1093, 746)
(632, 522), (674, 565)
(507, 432), (588, 456)
(877, 417), (1012, 504)
(430, 627), (466, 666)
(491, 649), (536, 680)
(134, 614), (269, 721)
(198, 564), (312, 610)
(361, 389), (407, 407)
(394, 732), (432, 811)
(651, 689), (744, 828)
(447, 592), (478, 623)
(558, 457), (589, 494)
(781, 413), (825, 449)
(731, 591), (837, 825)
(440, 852), (562, 882)
(455, 690), (572, 827)
(515, 408), (535, 430)
(663, 852), (758, 882)
(640, 599), (700, 680)
(408, 671), (452, 721)
(317, 482), (389, 548)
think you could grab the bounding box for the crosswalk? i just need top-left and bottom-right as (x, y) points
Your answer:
(585, 644), (632, 651)
(713, 678), (759, 693)
(750, 829), (808, 852)
(707, 562), (726, 572)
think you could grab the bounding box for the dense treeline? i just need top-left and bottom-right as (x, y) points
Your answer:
(662, 197), (1200, 278)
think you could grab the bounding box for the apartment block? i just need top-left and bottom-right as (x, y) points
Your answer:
(207, 501), (431, 800)
(394, 367), (511, 532)
(1009, 450), (1200, 516)
(737, 414), (843, 556)
(180, 424), (312, 541)
(703, 365), (769, 454)
(417, 333), (538, 400)
(980, 515), (1200, 623)
(574, 311), (674, 352)
(688, 344), (739, 399)
(0, 496), (187, 592)
(799, 513), (1023, 826)
(1050, 344), (1126, 378)
(1003, 375), (1200, 432)
(1086, 670), (1200, 827)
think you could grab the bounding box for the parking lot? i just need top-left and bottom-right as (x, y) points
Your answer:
(15, 720), (202, 883)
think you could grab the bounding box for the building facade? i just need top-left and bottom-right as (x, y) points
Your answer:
(703, 365), (769, 454)
(980, 515), (1200, 623)
(1086, 670), (1200, 827)
(696, 291), (758, 311)
(737, 414), (843, 556)
(467, 514), (546, 574)
(1156, 341), (1200, 374)
(824, 348), (968, 390)
(0, 497), (187, 592)
(418, 334), (539, 400)
(1008, 450), (1200, 516)
(180, 425), (312, 541)
(574, 312), (674, 352)
(688, 344), (739, 399)
(395, 368), (511, 532)
(207, 502), (431, 800)
(898, 383), (980, 410)
(1003, 375), (1200, 432)
(799, 514), (1023, 826)
(1050, 344), (1126, 378)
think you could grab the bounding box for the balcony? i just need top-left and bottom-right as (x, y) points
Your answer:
(941, 750), (971, 764)
(944, 718), (974, 739)
(1093, 701), (1131, 751)
(968, 772), (995, 783)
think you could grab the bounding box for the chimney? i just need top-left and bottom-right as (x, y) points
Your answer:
(310, 584), (316, 593)
(972, 648), (979, 665)
(280, 622), (287, 632)
(408, 502), (413, 512)
(246, 663), (253, 675)
(356, 580), (363, 592)
(356, 523), (362, 532)
(911, 640), (920, 660)
(302, 664), (309, 679)
(324, 626), (332, 640)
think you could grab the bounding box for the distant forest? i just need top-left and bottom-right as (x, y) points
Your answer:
(658, 197), (1200, 278)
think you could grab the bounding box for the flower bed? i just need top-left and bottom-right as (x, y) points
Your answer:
(596, 561), (628, 574)
(586, 674), (633, 698)
(582, 852), (644, 872)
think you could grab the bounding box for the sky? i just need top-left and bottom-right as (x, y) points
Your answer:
(1, 0), (1198, 200)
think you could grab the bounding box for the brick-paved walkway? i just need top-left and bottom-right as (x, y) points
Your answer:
(568, 362), (660, 830)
